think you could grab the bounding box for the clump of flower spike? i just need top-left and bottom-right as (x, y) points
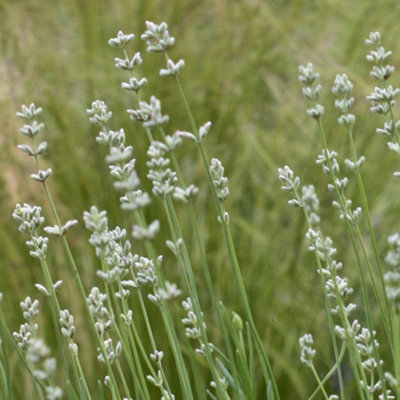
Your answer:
(141, 21), (175, 53)
(366, 32), (400, 154)
(147, 349), (176, 399)
(128, 95), (169, 128)
(108, 30), (148, 93)
(13, 298), (62, 399)
(147, 141), (178, 198)
(181, 297), (213, 357)
(210, 158), (230, 203)
(12, 203), (48, 261)
(298, 63), (324, 120)
(332, 74), (366, 173)
(384, 233), (400, 313)
(279, 165), (392, 398)
(16, 103), (52, 183)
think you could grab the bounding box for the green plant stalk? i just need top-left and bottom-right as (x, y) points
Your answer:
(315, 119), (388, 395)
(163, 196), (231, 400)
(0, 312), (12, 400)
(392, 312), (400, 399)
(115, 279), (152, 400)
(157, 125), (236, 361)
(169, 69), (279, 398)
(346, 126), (392, 332)
(99, 254), (150, 400)
(38, 257), (74, 399)
(0, 306), (47, 398)
(291, 186), (345, 399)
(309, 363), (329, 400)
(29, 136), (122, 396)
(133, 211), (194, 400)
(309, 343), (346, 400)
(38, 253), (93, 400)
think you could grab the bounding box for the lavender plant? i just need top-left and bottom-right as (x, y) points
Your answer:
(2, 17), (400, 400)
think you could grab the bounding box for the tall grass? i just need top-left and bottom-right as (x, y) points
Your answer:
(2, 1), (400, 398)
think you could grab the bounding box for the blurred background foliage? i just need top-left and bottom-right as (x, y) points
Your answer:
(2, 0), (400, 398)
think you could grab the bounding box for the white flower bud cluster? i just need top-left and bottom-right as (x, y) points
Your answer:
(13, 298), (62, 398)
(141, 21), (175, 53)
(332, 73), (356, 129)
(365, 32), (400, 155)
(298, 63), (324, 120)
(16, 103), (49, 161)
(384, 233), (400, 313)
(146, 349), (175, 399)
(210, 158), (229, 203)
(128, 96), (169, 128)
(87, 100), (113, 126)
(181, 297), (212, 356)
(87, 287), (112, 337)
(12, 203), (49, 260)
(147, 141), (178, 198)
(299, 333), (316, 367)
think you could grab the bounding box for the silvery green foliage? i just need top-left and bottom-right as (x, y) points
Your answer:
(147, 141), (178, 198)
(59, 309), (75, 339)
(332, 73), (356, 128)
(87, 100), (113, 126)
(128, 96), (169, 127)
(384, 233), (400, 312)
(298, 63), (324, 120)
(160, 58), (185, 77)
(299, 333), (316, 367)
(210, 158), (229, 203)
(87, 287), (112, 337)
(141, 21), (175, 53)
(108, 31), (135, 48)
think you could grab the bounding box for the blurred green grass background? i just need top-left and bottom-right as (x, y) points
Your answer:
(2, 0), (400, 397)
